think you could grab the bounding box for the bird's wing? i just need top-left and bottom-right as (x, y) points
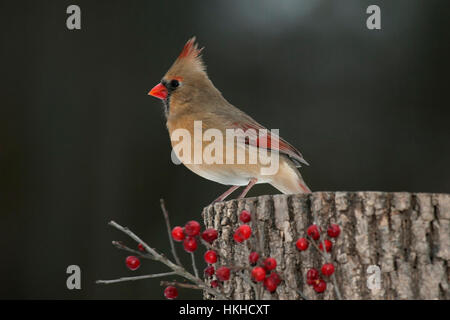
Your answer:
(230, 118), (309, 167)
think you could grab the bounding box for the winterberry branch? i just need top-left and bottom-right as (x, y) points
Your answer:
(107, 220), (228, 300)
(297, 289), (309, 300)
(100, 208), (283, 300)
(190, 252), (199, 278)
(160, 280), (203, 291)
(306, 235), (342, 299)
(111, 240), (156, 260)
(96, 272), (177, 284)
(160, 199), (182, 266)
(329, 267), (341, 299)
(307, 235), (328, 259)
(240, 270), (260, 300)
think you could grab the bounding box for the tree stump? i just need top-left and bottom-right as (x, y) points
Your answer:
(202, 192), (450, 300)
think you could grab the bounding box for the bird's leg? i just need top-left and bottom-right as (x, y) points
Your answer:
(237, 178), (258, 199)
(212, 185), (240, 203)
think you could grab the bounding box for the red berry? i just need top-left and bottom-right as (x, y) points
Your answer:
(239, 210), (251, 223)
(164, 286), (178, 299)
(233, 232), (244, 243)
(204, 250), (218, 264)
(248, 252), (260, 265)
(307, 224), (321, 240)
(183, 236), (198, 252)
(306, 268), (319, 285)
(313, 279), (327, 293)
(201, 228), (218, 243)
(321, 263), (335, 276)
(125, 256), (140, 271)
(171, 226), (185, 242)
(138, 243), (145, 252)
(263, 276), (278, 292)
(235, 224), (252, 240)
(263, 257), (277, 271)
(319, 240), (333, 252)
(216, 267), (230, 281)
(204, 265), (215, 277)
(268, 272), (282, 285)
(210, 280), (219, 288)
(327, 224), (341, 238)
(251, 267), (266, 282)
(184, 220), (201, 236)
(296, 237), (309, 251)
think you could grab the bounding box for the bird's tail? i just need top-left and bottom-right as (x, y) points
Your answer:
(271, 178), (312, 195)
(270, 160), (311, 195)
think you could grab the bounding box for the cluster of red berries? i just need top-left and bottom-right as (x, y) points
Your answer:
(172, 219), (231, 294)
(233, 210), (252, 242)
(235, 210), (282, 293)
(171, 220), (219, 253)
(203, 210), (282, 294)
(129, 210), (286, 299)
(295, 223), (341, 293)
(250, 255), (281, 292)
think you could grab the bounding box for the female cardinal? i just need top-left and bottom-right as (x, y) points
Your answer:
(148, 37), (311, 202)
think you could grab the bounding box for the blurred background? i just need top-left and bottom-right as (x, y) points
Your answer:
(0, 0), (449, 299)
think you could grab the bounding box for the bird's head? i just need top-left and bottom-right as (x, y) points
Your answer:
(148, 37), (219, 116)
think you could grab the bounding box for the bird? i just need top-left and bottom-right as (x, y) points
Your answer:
(148, 37), (311, 203)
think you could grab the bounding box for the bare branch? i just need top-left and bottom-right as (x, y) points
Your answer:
(240, 270), (260, 300)
(160, 281), (203, 291)
(160, 199), (182, 266)
(297, 289), (309, 300)
(112, 241), (156, 260)
(190, 252), (199, 278)
(107, 220), (228, 300)
(96, 272), (176, 285)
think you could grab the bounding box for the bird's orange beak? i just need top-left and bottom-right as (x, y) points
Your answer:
(148, 83), (168, 100)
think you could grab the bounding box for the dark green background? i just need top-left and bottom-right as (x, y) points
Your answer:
(0, 0), (449, 299)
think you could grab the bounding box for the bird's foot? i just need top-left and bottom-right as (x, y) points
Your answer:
(237, 178), (258, 199)
(210, 185), (240, 205)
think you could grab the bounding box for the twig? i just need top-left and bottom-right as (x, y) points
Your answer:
(190, 252), (199, 278)
(160, 280), (203, 291)
(257, 282), (263, 300)
(96, 272), (176, 285)
(240, 271), (260, 300)
(160, 199), (182, 266)
(107, 220), (228, 300)
(297, 289), (309, 300)
(112, 241), (156, 260)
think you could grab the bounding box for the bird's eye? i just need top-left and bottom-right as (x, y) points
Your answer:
(170, 79), (180, 88)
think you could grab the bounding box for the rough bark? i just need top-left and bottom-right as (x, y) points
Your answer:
(202, 192), (450, 300)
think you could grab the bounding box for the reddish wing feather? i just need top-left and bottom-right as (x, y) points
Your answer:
(234, 122), (309, 166)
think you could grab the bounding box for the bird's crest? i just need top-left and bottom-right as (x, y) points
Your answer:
(172, 37), (205, 72)
(178, 37), (203, 59)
